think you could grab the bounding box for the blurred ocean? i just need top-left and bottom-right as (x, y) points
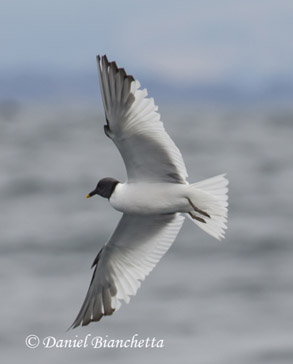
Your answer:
(1, 102), (293, 364)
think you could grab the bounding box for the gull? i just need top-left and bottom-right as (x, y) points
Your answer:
(70, 55), (228, 328)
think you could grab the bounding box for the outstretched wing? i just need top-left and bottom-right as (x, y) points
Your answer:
(71, 213), (184, 328)
(97, 55), (188, 184)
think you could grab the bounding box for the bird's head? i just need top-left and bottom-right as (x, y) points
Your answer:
(86, 177), (119, 199)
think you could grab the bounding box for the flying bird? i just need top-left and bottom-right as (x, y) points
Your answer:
(71, 55), (228, 328)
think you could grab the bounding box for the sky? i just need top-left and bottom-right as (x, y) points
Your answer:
(1, 0), (293, 101)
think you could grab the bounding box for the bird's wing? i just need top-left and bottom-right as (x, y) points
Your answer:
(71, 213), (184, 328)
(97, 55), (188, 184)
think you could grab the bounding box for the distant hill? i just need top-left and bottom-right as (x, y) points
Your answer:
(1, 70), (293, 107)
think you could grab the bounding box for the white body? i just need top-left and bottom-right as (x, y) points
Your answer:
(109, 176), (228, 242)
(110, 182), (191, 215)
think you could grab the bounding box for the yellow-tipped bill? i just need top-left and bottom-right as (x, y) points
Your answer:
(86, 194), (91, 199)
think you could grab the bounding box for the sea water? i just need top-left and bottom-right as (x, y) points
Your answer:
(1, 102), (293, 364)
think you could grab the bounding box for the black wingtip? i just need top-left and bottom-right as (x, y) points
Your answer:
(91, 247), (104, 268)
(97, 55), (135, 83)
(127, 75), (135, 83)
(102, 54), (109, 65)
(97, 55), (109, 69)
(66, 321), (75, 332)
(119, 67), (127, 78)
(110, 60), (118, 73)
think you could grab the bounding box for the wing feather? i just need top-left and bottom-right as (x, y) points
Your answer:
(70, 213), (184, 328)
(97, 55), (188, 184)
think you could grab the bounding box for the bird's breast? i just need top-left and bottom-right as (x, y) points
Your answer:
(109, 182), (189, 215)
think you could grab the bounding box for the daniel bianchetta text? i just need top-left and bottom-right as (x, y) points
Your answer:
(27, 334), (165, 349)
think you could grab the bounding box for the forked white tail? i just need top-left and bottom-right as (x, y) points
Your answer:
(186, 174), (229, 240)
